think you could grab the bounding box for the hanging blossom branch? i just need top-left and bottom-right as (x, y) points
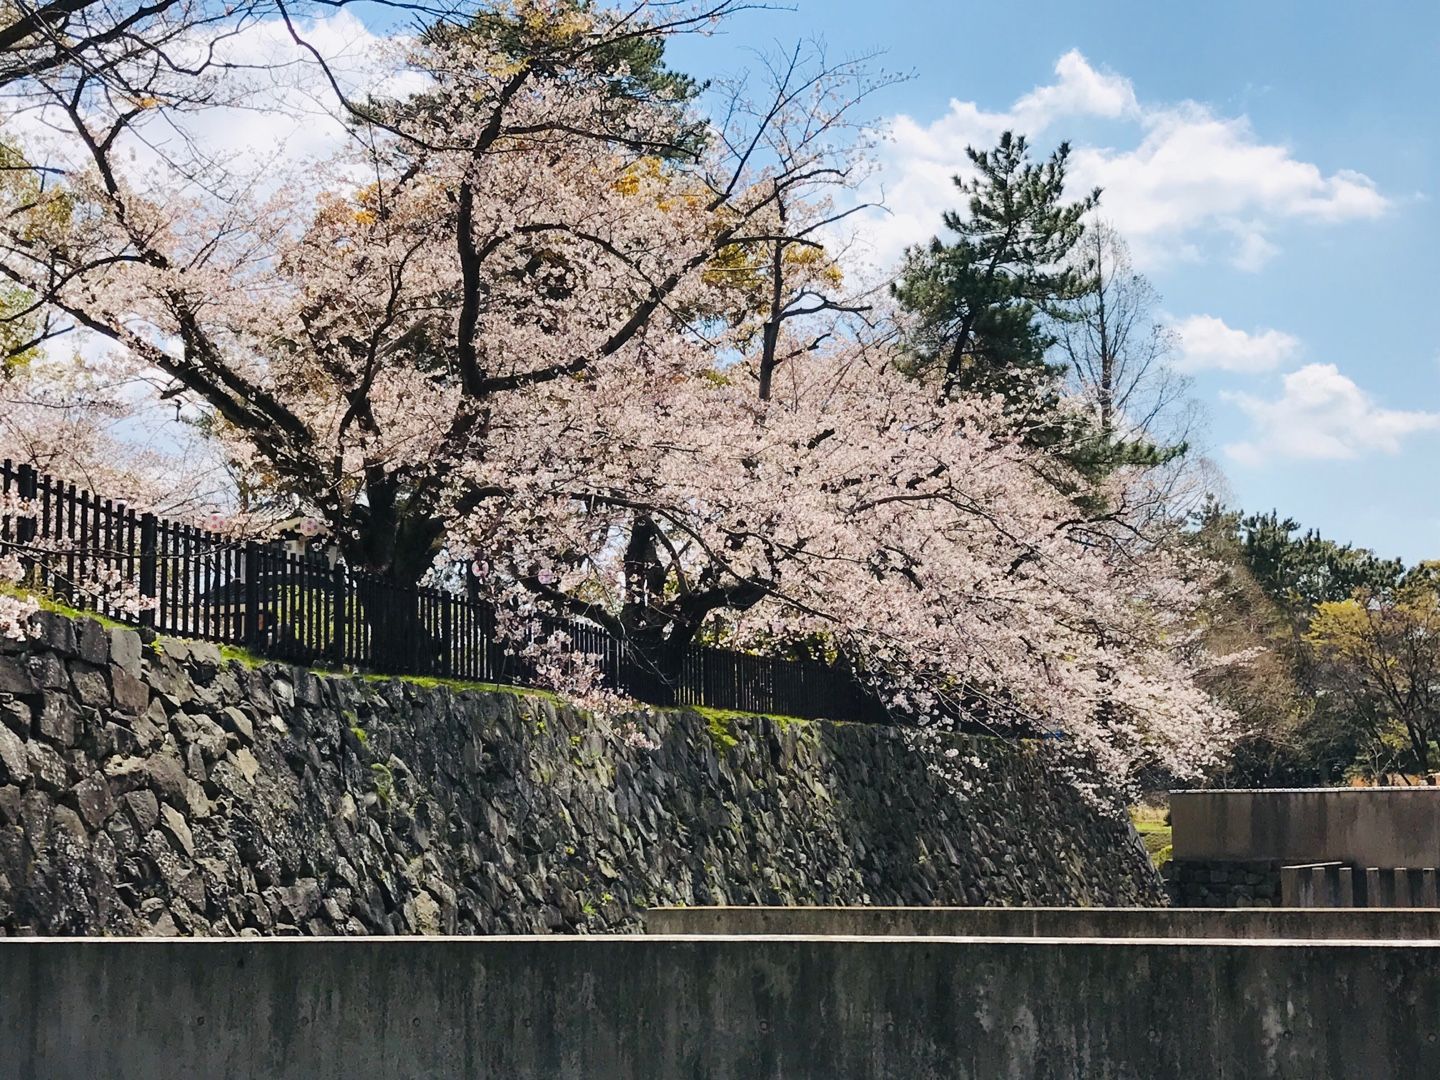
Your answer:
(0, 492), (159, 640)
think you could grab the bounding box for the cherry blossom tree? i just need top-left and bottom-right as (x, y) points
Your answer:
(0, 0), (1240, 790)
(0, 2), (877, 642)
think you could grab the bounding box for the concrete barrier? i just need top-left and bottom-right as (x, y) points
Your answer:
(5, 936), (1440, 1079)
(645, 904), (1440, 938)
(1280, 862), (1353, 907)
(1170, 787), (1440, 867)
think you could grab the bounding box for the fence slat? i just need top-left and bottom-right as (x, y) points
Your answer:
(0, 463), (908, 727)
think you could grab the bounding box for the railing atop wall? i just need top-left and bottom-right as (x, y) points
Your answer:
(0, 460), (892, 724)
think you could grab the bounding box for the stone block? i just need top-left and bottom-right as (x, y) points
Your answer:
(26, 652), (67, 691)
(109, 666), (149, 716)
(35, 693), (78, 748)
(103, 755), (149, 795)
(0, 654), (36, 695)
(0, 784), (20, 825)
(158, 803), (194, 858)
(70, 772), (115, 830)
(50, 802), (89, 844)
(0, 700), (27, 735)
(28, 610), (76, 656)
(0, 725), (30, 785)
(68, 663), (110, 710)
(220, 707), (254, 745)
(74, 619), (110, 666)
(144, 750), (189, 806)
(123, 790), (160, 835)
(109, 628), (142, 680)
(26, 742), (68, 793)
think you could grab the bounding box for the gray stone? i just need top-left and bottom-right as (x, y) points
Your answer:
(70, 772), (115, 829)
(103, 755), (149, 795)
(220, 707), (253, 744)
(188, 714), (228, 762)
(35, 693), (78, 748)
(0, 784), (20, 825)
(0, 654), (36, 695)
(74, 619), (110, 666)
(109, 628), (142, 680)
(28, 610), (76, 656)
(124, 790), (160, 835)
(157, 803), (194, 858)
(68, 663), (110, 709)
(25, 741), (68, 793)
(0, 700), (27, 735)
(109, 666), (149, 715)
(50, 802), (89, 844)
(144, 750), (189, 806)
(0, 726), (30, 785)
(232, 748), (260, 785)
(27, 652), (67, 691)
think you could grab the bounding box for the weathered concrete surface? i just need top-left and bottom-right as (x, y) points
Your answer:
(645, 904), (1440, 939)
(4, 936), (1440, 1079)
(1171, 787), (1440, 868)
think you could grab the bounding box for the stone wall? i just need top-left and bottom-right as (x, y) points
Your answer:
(0, 610), (1162, 936)
(1164, 858), (1282, 907)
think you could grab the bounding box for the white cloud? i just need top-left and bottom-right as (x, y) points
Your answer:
(163, 11), (410, 168)
(1172, 314), (1301, 374)
(866, 51), (1389, 272)
(1224, 363), (1440, 465)
(8, 12), (422, 187)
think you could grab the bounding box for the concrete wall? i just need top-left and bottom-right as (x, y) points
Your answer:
(645, 904), (1440, 939)
(1171, 787), (1440, 867)
(4, 937), (1440, 1079)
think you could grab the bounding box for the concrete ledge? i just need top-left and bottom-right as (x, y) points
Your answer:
(644, 904), (1440, 939)
(1171, 787), (1440, 866)
(5, 936), (1440, 1079)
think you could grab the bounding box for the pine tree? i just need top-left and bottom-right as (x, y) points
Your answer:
(892, 131), (1099, 407)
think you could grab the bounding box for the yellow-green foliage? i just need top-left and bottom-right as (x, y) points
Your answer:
(1129, 805), (1172, 868)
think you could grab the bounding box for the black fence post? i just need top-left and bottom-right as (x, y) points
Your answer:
(138, 513), (158, 629)
(242, 541), (260, 648)
(441, 592), (453, 678)
(330, 561), (347, 669)
(15, 462), (36, 547)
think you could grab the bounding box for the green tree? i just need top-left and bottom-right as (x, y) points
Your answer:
(1234, 509), (1403, 619)
(411, 0), (707, 160)
(1306, 570), (1440, 779)
(892, 131), (1099, 407)
(1193, 501), (1412, 785)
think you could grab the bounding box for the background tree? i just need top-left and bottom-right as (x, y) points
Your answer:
(1306, 568), (1440, 781)
(1189, 501), (1415, 786)
(891, 130), (1098, 408)
(1052, 221), (1191, 455)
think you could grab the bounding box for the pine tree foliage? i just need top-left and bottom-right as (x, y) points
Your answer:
(892, 131), (1099, 405)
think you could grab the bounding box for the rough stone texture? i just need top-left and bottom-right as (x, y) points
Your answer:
(5, 937), (1440, 1079)
(0, 612), (1161, 936)
(1164, 857), (1282, 907)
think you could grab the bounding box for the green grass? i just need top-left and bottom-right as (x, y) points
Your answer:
(1129, 805), (1173, 867)
(2, 582), (133, 632)
(358, 671), (559, 701)
(689, 704), (811, 729)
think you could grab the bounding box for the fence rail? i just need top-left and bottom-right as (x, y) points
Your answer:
(1, 460), (892, 724)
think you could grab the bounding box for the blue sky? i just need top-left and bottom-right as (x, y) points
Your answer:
(663, 1), (1440, 562)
